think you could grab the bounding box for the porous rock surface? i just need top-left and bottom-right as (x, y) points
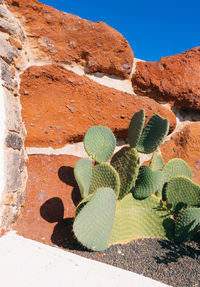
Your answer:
(132, 47), (200, 111)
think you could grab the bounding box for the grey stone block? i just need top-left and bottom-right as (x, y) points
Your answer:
(6, 132), (23, 150)
(0, 38), (18, 64)
(4, 89), (22, 133)
(5, 149), (25, 192)
(0, 58), (14, 89)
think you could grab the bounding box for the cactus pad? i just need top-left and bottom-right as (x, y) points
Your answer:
(109, 194), (174, 245)
(165, 176), (200, 213)
(74, 158), (92, 198)
(175, 207), (200, 244)
(163, 158), (193, 182)
(149, 152), (164, 171)
(134, 166), (164, 199)
(89, 163), (120, 197)
(84, 126), (116, 163)
(111, 147), (139, 200)
(136, 114), (169, 154)
(73, 187), (117, 251)
(128, 109), (145, 148)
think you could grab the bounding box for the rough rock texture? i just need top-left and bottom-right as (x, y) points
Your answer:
(14, 155), (81, 245)
(5, 0), (133, 78)
(160, 122), (200, 185)
(20, 64), (176, 148)
(132, 47), (200, 111)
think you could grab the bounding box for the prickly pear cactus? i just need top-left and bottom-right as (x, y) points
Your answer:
(74, 158), (92, 198)
(109, 194), (174, 245)
(89, 163), (120, 197)
(175, 207), (200, 244)
(111, 147), (139, 200)
(163, 158), (193, 182)
(134, 166), (164, 199)
(73, 187), (117, 251)
(128, 109), (145, 148)
(136, 114), (169, 154)
(75, 194), (93, 216)
(165, 176), (200, 213)
(150, 152), (165, 171)
(84, 126), (116, 163)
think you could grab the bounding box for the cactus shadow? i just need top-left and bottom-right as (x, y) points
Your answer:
(40, 197), (87, 251)
(154, 236), (200, 265)
(58, 166), (82, 207)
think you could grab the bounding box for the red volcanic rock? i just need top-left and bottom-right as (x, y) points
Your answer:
(160, 122), (200, 185)
(20, 64), (176, 148)
(6, 0), (133, 78)
(14, 154), (81, 246)
(132, 47), (200, 111)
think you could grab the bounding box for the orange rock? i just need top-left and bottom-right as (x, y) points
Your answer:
(20, 64), (176, 148)
(14, 154), (81, 246)
(132, 47), (200, 111)
(160, 122), (200, 185)
(6, 0), (133, 78)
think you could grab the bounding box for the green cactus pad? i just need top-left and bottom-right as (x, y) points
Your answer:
(109, 194), (174, 245)
(149, 152), (164, 171)
(175, 207), (200, 244)
(75, 194), (93, 216)
(73, 187), (117, 251)
(111, 147), (139, 200)
(163, 158), (193, 182)
(84, 126), (116, 163)
(74, 158), (92, 198)
(134, 166), (164, 199)
(165, 176), (200, 213)
(136, 114), (169, 154)
(89, 163), (120, 197)
(128, 109), (145, 148)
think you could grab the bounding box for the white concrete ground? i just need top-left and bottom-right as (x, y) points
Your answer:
(0, 231), (170, 287)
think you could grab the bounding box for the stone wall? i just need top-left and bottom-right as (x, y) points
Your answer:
(0, 0), (199, 244)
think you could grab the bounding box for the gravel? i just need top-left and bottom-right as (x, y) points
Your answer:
(51, 219), (200, 287)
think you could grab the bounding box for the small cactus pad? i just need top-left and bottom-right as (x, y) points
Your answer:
(165, 176), (200, 213)
(109, 194), (174, 245)
(74, 158), (92, 198)
(163, 158), (193, 182)
(73, 187), (117, 251)
(136, 114), (169, 154)
(84, 126), (116, 163)
(89, 163), (120, 197)
(175, 207), (200, 244)
(111, 147), (139, 200)
(134, 166), (164, 199)
(128, 109), (145, 148)
(149, 152), (164, 171)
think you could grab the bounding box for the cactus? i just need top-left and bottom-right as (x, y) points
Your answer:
(149, 152), (164, 171)
(109, 194), (174, 245)
(165, 176), (200, 213)
(134, 166), (164, 199)
(111, 147), (139, 200)
(128, 109), (145, 148)
(73, 187), (117, 251)
(175, 207), (200, 244)
(75, 194), (93, 216)
(89, 163), (120, 198)
(84, 126), (116, 163)
(136, 114), (169, 154)
(74, 158), (92, 198)
(163, 158), (193, 182)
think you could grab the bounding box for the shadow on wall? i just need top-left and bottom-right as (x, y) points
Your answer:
(40, 166), (86, 251)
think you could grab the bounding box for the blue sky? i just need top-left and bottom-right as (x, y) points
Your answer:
(40, 0), (200, 61)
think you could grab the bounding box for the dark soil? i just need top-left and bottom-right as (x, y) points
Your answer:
(51, 219), (200, 287)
